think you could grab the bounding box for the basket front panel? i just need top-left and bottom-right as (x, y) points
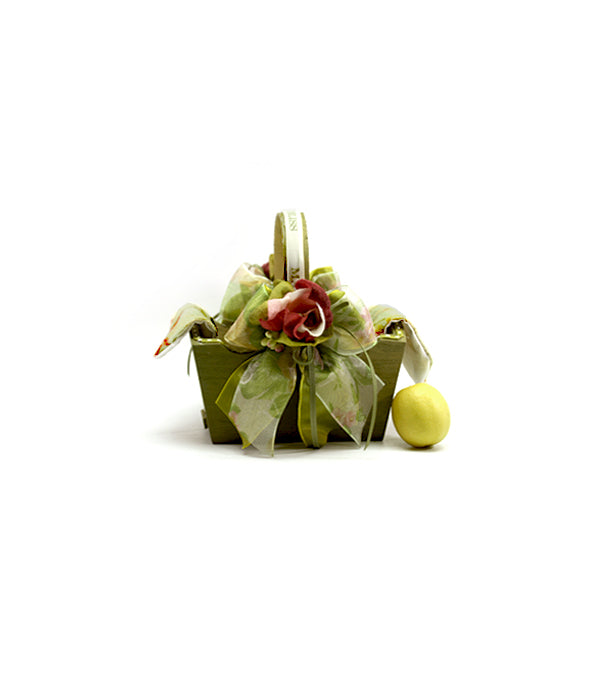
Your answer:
(192, 336), (405, 445)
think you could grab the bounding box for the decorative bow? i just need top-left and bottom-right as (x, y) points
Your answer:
(213, 264), (383, 455)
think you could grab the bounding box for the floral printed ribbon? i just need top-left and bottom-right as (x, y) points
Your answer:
(212, 263), (384, 454)
(370, 304), (432, 383)
(154, 303), (216, 357)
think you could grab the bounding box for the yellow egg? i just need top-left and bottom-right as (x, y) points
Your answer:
(391, 383), (450, 448)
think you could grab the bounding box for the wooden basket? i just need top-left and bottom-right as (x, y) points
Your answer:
(191, 211), (406, 445)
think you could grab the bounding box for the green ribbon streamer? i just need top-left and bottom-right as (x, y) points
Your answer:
(308, 357), (318, 448)
(293, 346), (326, 449)
(297, 363), (337, 449)
(187, 346), (193, 376)
(336, 325), (379, 449)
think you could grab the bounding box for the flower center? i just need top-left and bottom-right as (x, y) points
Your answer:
(297, 303), (326, 338)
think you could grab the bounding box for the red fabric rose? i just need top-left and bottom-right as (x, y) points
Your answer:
(260, 279), (333, 342)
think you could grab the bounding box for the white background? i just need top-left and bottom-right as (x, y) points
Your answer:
(1, 1), (599, 698)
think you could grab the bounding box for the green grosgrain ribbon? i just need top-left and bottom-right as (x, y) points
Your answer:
(213, 265), (384, 455)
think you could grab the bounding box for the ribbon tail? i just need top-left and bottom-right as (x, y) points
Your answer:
(400, 320), (432, 383)
(215, 356), (256, 444)
(357, 344), (379, 449)
(297, 362), (338, 448)
(215, 351), (296, 456)
(314, 348), (384, 447)
(369, 305), (432, 384)
(154, 303), (216, 357)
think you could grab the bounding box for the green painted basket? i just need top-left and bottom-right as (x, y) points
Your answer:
(190, 212), (406, 445)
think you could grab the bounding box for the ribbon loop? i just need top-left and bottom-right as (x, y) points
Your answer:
(215, 350), (297, 456)
(219, 263), (270, 324)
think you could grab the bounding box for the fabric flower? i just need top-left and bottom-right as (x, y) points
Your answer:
(260, 279), (333, 342)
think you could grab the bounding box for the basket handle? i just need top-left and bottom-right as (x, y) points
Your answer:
(273, 210), (310, 283)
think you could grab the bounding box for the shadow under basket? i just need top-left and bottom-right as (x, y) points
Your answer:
(190, 323), (406, 445)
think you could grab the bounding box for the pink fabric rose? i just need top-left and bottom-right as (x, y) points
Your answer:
(260, 279), (333, 342)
